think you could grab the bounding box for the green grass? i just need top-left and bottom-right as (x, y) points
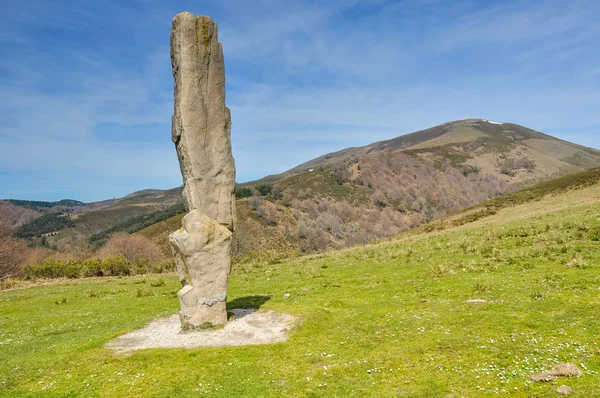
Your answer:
(1, 179), (600, 397)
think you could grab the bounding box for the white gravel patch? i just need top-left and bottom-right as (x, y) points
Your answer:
(106, 309), (295, 352)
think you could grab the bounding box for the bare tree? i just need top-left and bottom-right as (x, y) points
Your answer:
(99, 233), (164, 263)
(0, 223), (27, 279)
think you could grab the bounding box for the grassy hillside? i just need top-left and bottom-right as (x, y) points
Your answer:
(89, 203), (186, 247)
(2, 171), (599, 396)
(420, 167), (600, 233)
(283, 119), (600, 178)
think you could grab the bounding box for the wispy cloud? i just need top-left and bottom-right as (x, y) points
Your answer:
(0, 0), (598, 201)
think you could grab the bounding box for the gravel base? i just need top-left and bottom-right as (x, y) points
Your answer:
(106, 309), (295, 352)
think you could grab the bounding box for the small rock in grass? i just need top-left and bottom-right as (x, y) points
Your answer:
(284, 294), (291, 298)
(531, 372), (557, 382)
(557, 385), (573, 395)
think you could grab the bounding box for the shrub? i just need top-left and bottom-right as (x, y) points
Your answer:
(101, 255), (133, 276)
(23, 259), (65, 279)
(473, 282), (491, 292)
(22, 255), (172, 280)
(235, 186), (253, 199)
(531, 291), (545, 300)
(150, 259), (176, 274)
(150, 278), (166, 287)
(372, 190), (387, 207)
(136, 288), (154, 297)
(249, 195), (262, 211)
(255, 183), (273, 196)
(80, 258), (103, 277)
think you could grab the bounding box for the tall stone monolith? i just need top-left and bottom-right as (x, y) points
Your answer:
(168, 12), (236, 329)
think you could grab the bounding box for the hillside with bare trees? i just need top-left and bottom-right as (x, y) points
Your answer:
(3, 119), (600, 265)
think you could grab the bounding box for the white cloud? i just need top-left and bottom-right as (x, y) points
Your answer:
(0, 0), (599, 200)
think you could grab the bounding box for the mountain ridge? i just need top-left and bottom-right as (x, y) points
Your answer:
(242, 118), (600, 187)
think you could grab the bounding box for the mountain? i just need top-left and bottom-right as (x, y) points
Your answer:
(141, 119), (600, 259)
(4, 119), (600, 259)
(246, 118), (600, 186)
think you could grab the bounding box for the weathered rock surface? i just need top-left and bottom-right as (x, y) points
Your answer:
(169, 12), (236, 328)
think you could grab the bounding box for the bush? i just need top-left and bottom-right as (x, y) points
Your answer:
(249, 195), (262, 211)
(101, 255), (132, 276)
(22, 255), (173, 280)
(23, 259), (67, 279)
(235, 186), (253, 199)
(255, 183), (273, 196)
(150, 259), (176, 274)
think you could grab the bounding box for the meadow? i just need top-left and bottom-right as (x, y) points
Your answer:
(1, 180), (599, 397)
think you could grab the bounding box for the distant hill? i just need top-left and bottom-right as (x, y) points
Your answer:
(1, 187), (183, 250)
(4, 118), (600, 259)
(7, 199), (86, 209)
(245, 119), (600, 186)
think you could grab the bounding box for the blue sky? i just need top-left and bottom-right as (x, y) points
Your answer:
(0, 0), (599, 202)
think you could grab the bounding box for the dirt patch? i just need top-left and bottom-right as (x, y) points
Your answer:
(557, 385), (574, 395)
(106, 309), (295, 353)
(531, 363), (582, 382)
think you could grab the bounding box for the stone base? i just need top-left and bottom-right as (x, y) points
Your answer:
(106, 309), (295, 353)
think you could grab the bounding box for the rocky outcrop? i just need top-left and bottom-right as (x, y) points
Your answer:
(169, 12), (236, 328)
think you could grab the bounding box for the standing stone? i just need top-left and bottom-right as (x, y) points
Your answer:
(169, 12), (236, 328)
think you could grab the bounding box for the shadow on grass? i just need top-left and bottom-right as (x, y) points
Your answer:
(227, 295), (271, 310)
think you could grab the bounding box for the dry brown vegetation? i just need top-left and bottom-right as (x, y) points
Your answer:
(266, 150), (514, 253)
(0, 223), (166, 280)
(0, 201), (41, 229)
(355, 151), (511, 215)
(98, 232), (165, 263)
(0, 222), (27, 279)
(212, 149), (521, 258)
